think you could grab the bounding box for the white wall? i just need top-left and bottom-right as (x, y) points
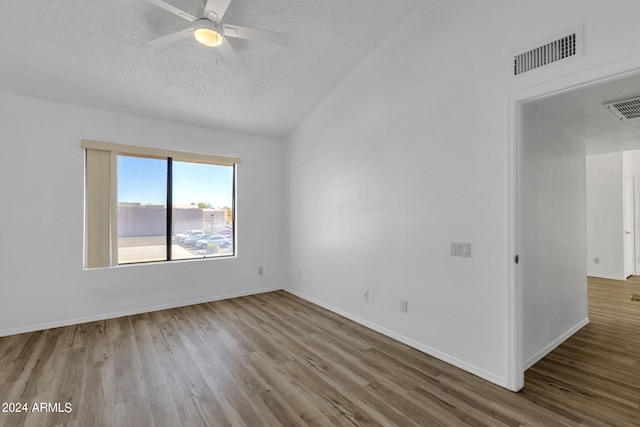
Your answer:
(631, 149), (640, 174)
(623, 150), (633, 176)
(285, 0), (640, 389)
(0, 92), (287, 336)
(521, 105), (587, 368)
(586, 152), (626, 279)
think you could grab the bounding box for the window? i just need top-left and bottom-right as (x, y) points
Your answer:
(83, 140), (238, 268)
(117, 156), (168, 264)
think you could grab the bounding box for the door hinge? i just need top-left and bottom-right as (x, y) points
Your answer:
(514, 255), (519, 264)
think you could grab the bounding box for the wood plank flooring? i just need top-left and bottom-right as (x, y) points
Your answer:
(1, 279), (639, 426)
(522, 276), (640, 426)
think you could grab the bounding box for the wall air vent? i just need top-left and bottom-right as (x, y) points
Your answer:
(513, 28), (581, 76)
(604, 96), (640, 121)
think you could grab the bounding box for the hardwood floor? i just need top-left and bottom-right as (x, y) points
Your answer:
(522, 276), (640, 426)
(1, 279), (639, 426)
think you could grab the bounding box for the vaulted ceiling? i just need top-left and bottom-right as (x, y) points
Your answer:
(0, 0), (423, 139)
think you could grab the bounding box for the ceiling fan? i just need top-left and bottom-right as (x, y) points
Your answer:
(146, 0), (290, 66)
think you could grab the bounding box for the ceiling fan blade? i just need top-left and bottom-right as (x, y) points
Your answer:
(203, 0), (232, 24)
(147, 0), (197, 22)
(223, 24), (290, 47)
(217, 37), (242, 67)
(149, 28), (195, 46)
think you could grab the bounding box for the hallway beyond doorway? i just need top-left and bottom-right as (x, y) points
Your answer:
(523, 276), (640, 425)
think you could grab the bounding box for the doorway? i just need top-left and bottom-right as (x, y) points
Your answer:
(507, 62), (640, 391)
(584, 151), (638, 280)
(624, 175), (635, 278)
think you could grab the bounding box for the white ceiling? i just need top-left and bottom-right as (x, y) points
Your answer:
(526, 73), (640, 153)
(0, 0), (422, 139)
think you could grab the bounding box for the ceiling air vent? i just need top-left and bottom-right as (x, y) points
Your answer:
(513, 28), (581, 76)
(604, 96), (640, 121)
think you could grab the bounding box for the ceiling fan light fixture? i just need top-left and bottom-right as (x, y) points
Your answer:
(194, 19), (223, 47)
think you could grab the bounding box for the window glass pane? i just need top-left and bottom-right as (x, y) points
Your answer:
(117, 155), (168, 264)
(172, 161), (234, 259)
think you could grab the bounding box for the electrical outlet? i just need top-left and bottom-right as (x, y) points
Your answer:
(400, 299), (408, 313)
(594, 257), (599, 264)
(364, 290), (369, 301)
(258, 266), (263, 275)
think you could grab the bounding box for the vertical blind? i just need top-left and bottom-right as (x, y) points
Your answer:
(84, 148), (117, 268)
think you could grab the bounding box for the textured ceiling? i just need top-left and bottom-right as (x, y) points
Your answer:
(526, 73), (640, 151)
(0, 0), (422, 139)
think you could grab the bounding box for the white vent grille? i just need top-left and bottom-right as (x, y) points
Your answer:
(513, 29), (580, 76)
(604, 96), (640, 121)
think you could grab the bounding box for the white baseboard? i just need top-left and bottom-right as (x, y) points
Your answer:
(587, 274), (627, 281)
(0, 286), (283, 337)
(285, 288), (508, 389)
(523, 317), (589, 370)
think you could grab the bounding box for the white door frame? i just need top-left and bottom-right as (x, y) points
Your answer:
(624, 175), (635, 278)
(634, 177), (640, 275)
(506, 56), (640, 391)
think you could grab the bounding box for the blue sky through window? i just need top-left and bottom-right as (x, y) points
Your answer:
(117, 155), (233, 207)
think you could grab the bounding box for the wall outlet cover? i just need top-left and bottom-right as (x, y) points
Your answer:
(451, 242), (471, 257)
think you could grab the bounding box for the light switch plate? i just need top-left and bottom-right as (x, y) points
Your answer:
(451, 242), (471, 257)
